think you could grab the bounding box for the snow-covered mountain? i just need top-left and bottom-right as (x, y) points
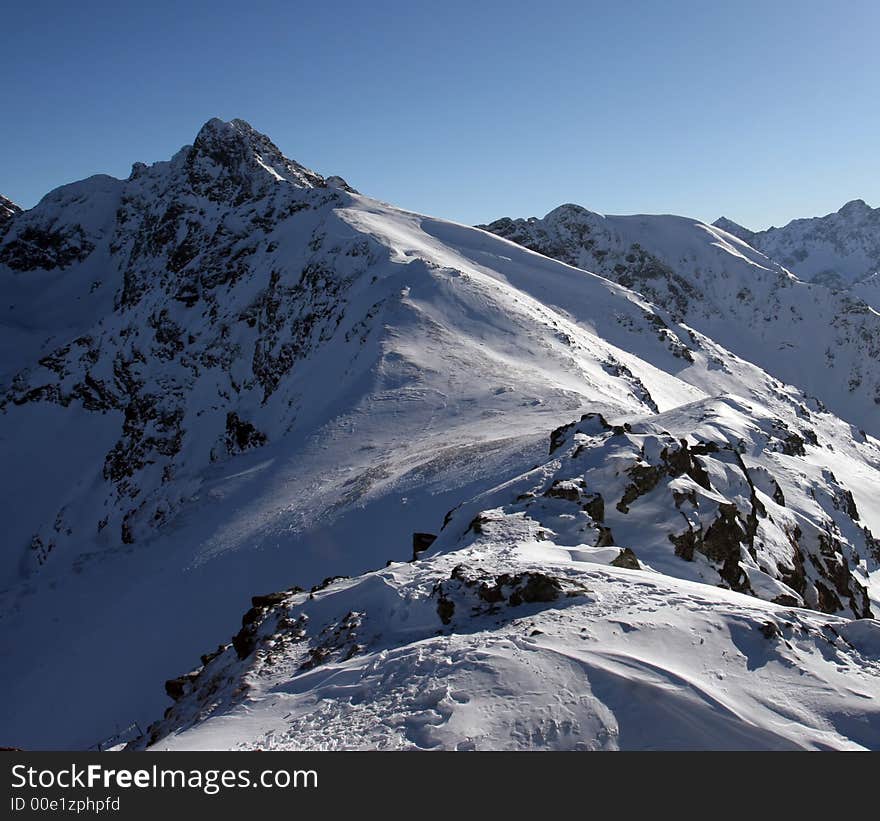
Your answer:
(714, 199), (880, 289)
(2, 120), (879, 750)
(479, 205), (880, 437)
(1, 120), (740, 585)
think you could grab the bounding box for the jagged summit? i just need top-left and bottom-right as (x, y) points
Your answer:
(109, 118), (329, 205)
(325, 174), (358, 194)
(182, 117), (326, 202)
(0, 194), (21, 224)
(195, 116), (262, 145)
(543, 203), (600, 220)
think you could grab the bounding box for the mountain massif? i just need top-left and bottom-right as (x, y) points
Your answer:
(1, 121), (878, 750)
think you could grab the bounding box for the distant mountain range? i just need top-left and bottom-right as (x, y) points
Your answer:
(714, 199), (880, 288)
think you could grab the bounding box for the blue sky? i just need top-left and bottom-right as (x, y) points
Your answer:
(2, 0), (878, 228)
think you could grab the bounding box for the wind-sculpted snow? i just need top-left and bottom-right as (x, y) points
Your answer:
(2, 120), (880, 750)
(480, 205), (880, 435)
(136, 398), (880, 750)
(139, 567), (880, 750)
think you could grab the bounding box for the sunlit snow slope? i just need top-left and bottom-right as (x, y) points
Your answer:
(481, 205), (880, 436)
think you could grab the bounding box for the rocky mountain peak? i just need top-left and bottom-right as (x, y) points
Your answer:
(182, 117), (326, 203)
(191, 117), (271, 162)
(0, 194), (22, 224)
(4, 121), (880, 751)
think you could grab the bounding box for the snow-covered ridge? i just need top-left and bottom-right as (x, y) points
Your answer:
(136, 563), (880, 750)
(479, 204), (880, 437)
(136, 397), (880, 750)
(0, 117), (750, 748)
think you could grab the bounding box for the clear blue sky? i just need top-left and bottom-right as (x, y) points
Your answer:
(2, 0), (878, 228)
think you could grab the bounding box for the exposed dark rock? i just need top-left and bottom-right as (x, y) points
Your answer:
(544, 479), (583, 502)
(241, 606), (264, 627)
(617, 464), (663, 513)
(772, 481), (786, 506)
(0, 194), (21, 224)
(814, 581), (844, 615)
(670, 526), (698, 562)
(549, 412), (611, 454)
(777, 525), (807, 598)
(232, 625), (258, 660)
(310, 575), (348, 593)
(412, 532), (437, 559)
(669, 503), (752, 594)
(436, 595), (455, 625)
(199, 645), (227, 667)
(0, 224), (95, 271)
(252, 590), (297, 609)
(437, 565), (568, 618)
(225, 412), (267, 453)
(760, 621), (779, 639)
(507, 572), (563, 605)
(583, 492), (605, 522)
(662, 441), (712, 489)
(467, 513), (492, 535)
(595, 526), (615, 547)
(298, 611), (362, 671)
(611, 548), (641, 570)
(165, 673), (198, 701)
(700, 503), (752, 592)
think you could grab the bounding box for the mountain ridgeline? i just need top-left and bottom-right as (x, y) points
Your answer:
(1, 120), (879, 751)
(714, 199), (880, 288)
(478, 204), (880, 436)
